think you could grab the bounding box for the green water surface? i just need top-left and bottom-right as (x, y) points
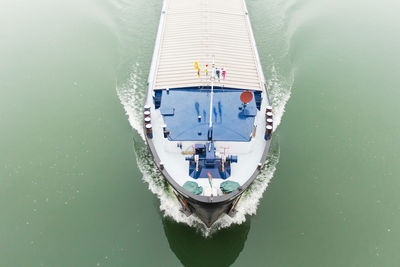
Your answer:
(1, 0), (400, 266)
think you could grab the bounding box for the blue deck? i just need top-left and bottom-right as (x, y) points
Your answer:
(158, 88), (257, 141)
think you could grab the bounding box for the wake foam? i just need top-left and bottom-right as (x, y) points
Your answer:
(116, 62), (146, 140)
(117, 63), (292, 237)
(268, 66), (293, 131)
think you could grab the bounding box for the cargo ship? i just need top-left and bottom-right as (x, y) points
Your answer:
(143, 0), (273, 227)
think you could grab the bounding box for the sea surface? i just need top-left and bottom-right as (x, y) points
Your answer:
(1, 0), (400, 266)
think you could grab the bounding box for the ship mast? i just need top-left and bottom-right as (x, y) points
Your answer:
(208, 56), (215, 140)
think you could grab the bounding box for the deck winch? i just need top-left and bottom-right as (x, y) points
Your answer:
(185, 142), (237, 179)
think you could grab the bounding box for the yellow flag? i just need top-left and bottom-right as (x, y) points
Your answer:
(194, 61), (200, 70)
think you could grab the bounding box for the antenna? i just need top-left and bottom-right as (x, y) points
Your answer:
(208, 56), (215, 140)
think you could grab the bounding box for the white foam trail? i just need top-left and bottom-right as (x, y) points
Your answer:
(269, 66), (293, 132)
(134, 142), (280, 237)
(135, 145), (210, 232)
(117, 64), (292, 237)
(117, 62), (146, 140)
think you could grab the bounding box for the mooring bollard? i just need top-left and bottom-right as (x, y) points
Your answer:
(146, 123), (153, 138)
(144, 105), (151, 112)
(265, 125), (273, 140)
(144, 117), (151, 125)
(144, 110), (151, 118)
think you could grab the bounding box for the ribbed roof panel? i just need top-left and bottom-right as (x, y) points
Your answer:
(153, 0), (263, 91)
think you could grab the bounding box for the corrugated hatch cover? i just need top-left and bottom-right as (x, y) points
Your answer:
(153, 0), (263, 91)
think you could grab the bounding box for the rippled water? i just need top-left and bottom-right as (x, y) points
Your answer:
(2, 0), (400, 265)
